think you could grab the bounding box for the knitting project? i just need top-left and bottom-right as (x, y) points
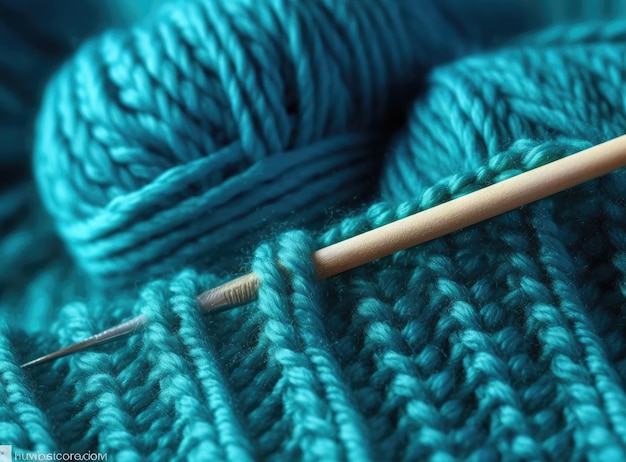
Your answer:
(3, 0), (626, 460)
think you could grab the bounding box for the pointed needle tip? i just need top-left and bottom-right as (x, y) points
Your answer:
(20, 314), (148, 369)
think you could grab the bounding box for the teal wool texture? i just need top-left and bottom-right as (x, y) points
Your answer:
(33, 0), (535, 287)
(3, 0), (626, 461)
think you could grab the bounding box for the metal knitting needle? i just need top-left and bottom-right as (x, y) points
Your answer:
(21, 134), (626, 369)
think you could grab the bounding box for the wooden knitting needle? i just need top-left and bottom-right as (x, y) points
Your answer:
(21, 135), (626, 369)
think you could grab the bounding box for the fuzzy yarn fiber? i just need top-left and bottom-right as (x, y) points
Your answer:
(3, 0), (626, 461)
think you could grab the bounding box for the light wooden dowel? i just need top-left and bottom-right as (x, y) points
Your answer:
(313, 135), (626, 278)
(198, 134), (626, 311)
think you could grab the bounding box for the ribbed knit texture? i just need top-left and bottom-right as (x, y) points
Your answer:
(3, 1), (626, 461)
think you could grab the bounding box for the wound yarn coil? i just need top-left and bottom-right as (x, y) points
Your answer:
(33, 0), (535, 287)
(381, 22), (626, 200)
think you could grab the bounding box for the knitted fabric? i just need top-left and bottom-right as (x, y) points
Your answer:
(3, 1), (626, 461)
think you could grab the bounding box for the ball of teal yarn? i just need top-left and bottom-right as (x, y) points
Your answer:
(381, 23), (626, 201)
(34, 0), (537, 286)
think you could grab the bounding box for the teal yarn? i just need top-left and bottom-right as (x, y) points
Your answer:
(381, 22), (626, 200)
(0, 0), (121, 332)
(10, 145), (626, 460)
(33, 0), (537, 287)
(7, 2), (626, 461)
(0, 182), (82, 333)
(0, 0), (151, 324)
